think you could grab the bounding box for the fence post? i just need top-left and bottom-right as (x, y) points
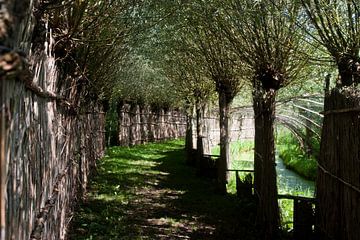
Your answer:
(235, 170), (240, 196)
(294, 199), (314, 240)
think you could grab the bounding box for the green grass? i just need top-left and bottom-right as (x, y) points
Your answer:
(276, 131), (318, 181)
(68, 140), (259, 240)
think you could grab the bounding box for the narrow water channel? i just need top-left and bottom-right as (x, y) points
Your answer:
(232, 151), (315, 197)
(230, 148), (315, 228)
(276, 156), (315, 197)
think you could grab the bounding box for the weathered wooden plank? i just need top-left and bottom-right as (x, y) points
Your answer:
(277, 194), (315, 202)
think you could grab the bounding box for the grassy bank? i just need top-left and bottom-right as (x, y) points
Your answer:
(276, 131), (318, 181)
(278, 146), (317, 181)
(69, 140), (258, 240)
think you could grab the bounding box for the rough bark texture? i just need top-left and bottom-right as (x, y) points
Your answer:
(0, 2), (105, 240)
(317, 88), (360, 240)
(217, 91), (231, 194)
(117, 103), (186, 146)
(253, 88), (280, 239)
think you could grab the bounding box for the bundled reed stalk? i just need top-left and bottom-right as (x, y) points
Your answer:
(317, 88), (360, 240)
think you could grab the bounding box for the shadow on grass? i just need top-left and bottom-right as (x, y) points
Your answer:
(68, 140), (258, 240)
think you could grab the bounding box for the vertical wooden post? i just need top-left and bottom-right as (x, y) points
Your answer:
(293, 199), (314, 240)
(235, 170), (240, 197)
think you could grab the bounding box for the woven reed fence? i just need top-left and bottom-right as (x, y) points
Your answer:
(0, 1), (105, 240)
(193, 108), (255, 154)
(118, 103), (186, 146)
(317, 88), (360, 240)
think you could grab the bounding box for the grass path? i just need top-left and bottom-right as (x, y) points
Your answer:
(68, 140), (258, 240)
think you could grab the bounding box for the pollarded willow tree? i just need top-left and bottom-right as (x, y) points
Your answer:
(136, 0), (245, 191)
(216, 0), (311, 238)
(130, 1), (217, 166)
(162, 50), (215, 166)
(159, 29), (215, 167)
(183, 2), (246, 194)
(302, 0), (360, 87)
(301, 1), (360, 239)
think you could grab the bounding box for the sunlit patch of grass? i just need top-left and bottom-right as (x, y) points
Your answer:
(279, 199), (294, 230)
(69, 139), (259, 240)
(69, 140), (185, 240)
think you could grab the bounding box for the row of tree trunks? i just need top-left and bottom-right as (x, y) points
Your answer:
(186, 102), (255, 179)
(0, 2), (106, 240)
(117, 103), (186, 146)
(186, 87), (279, 237)
(317, 88), (360, 240)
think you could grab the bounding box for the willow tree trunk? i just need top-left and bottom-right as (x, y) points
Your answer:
(317, 88), (360, 240)
(217, 91), (231, 194)
(185, 111), (194, 166)
(195, 102), (204, 170)
(253, 89), (280, 239)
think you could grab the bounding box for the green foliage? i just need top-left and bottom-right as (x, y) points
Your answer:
(112, 54), (179, 108)
(277, 130), (318, 181)
(301, 0), (360, 87)
(217, 0), (311, 90)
